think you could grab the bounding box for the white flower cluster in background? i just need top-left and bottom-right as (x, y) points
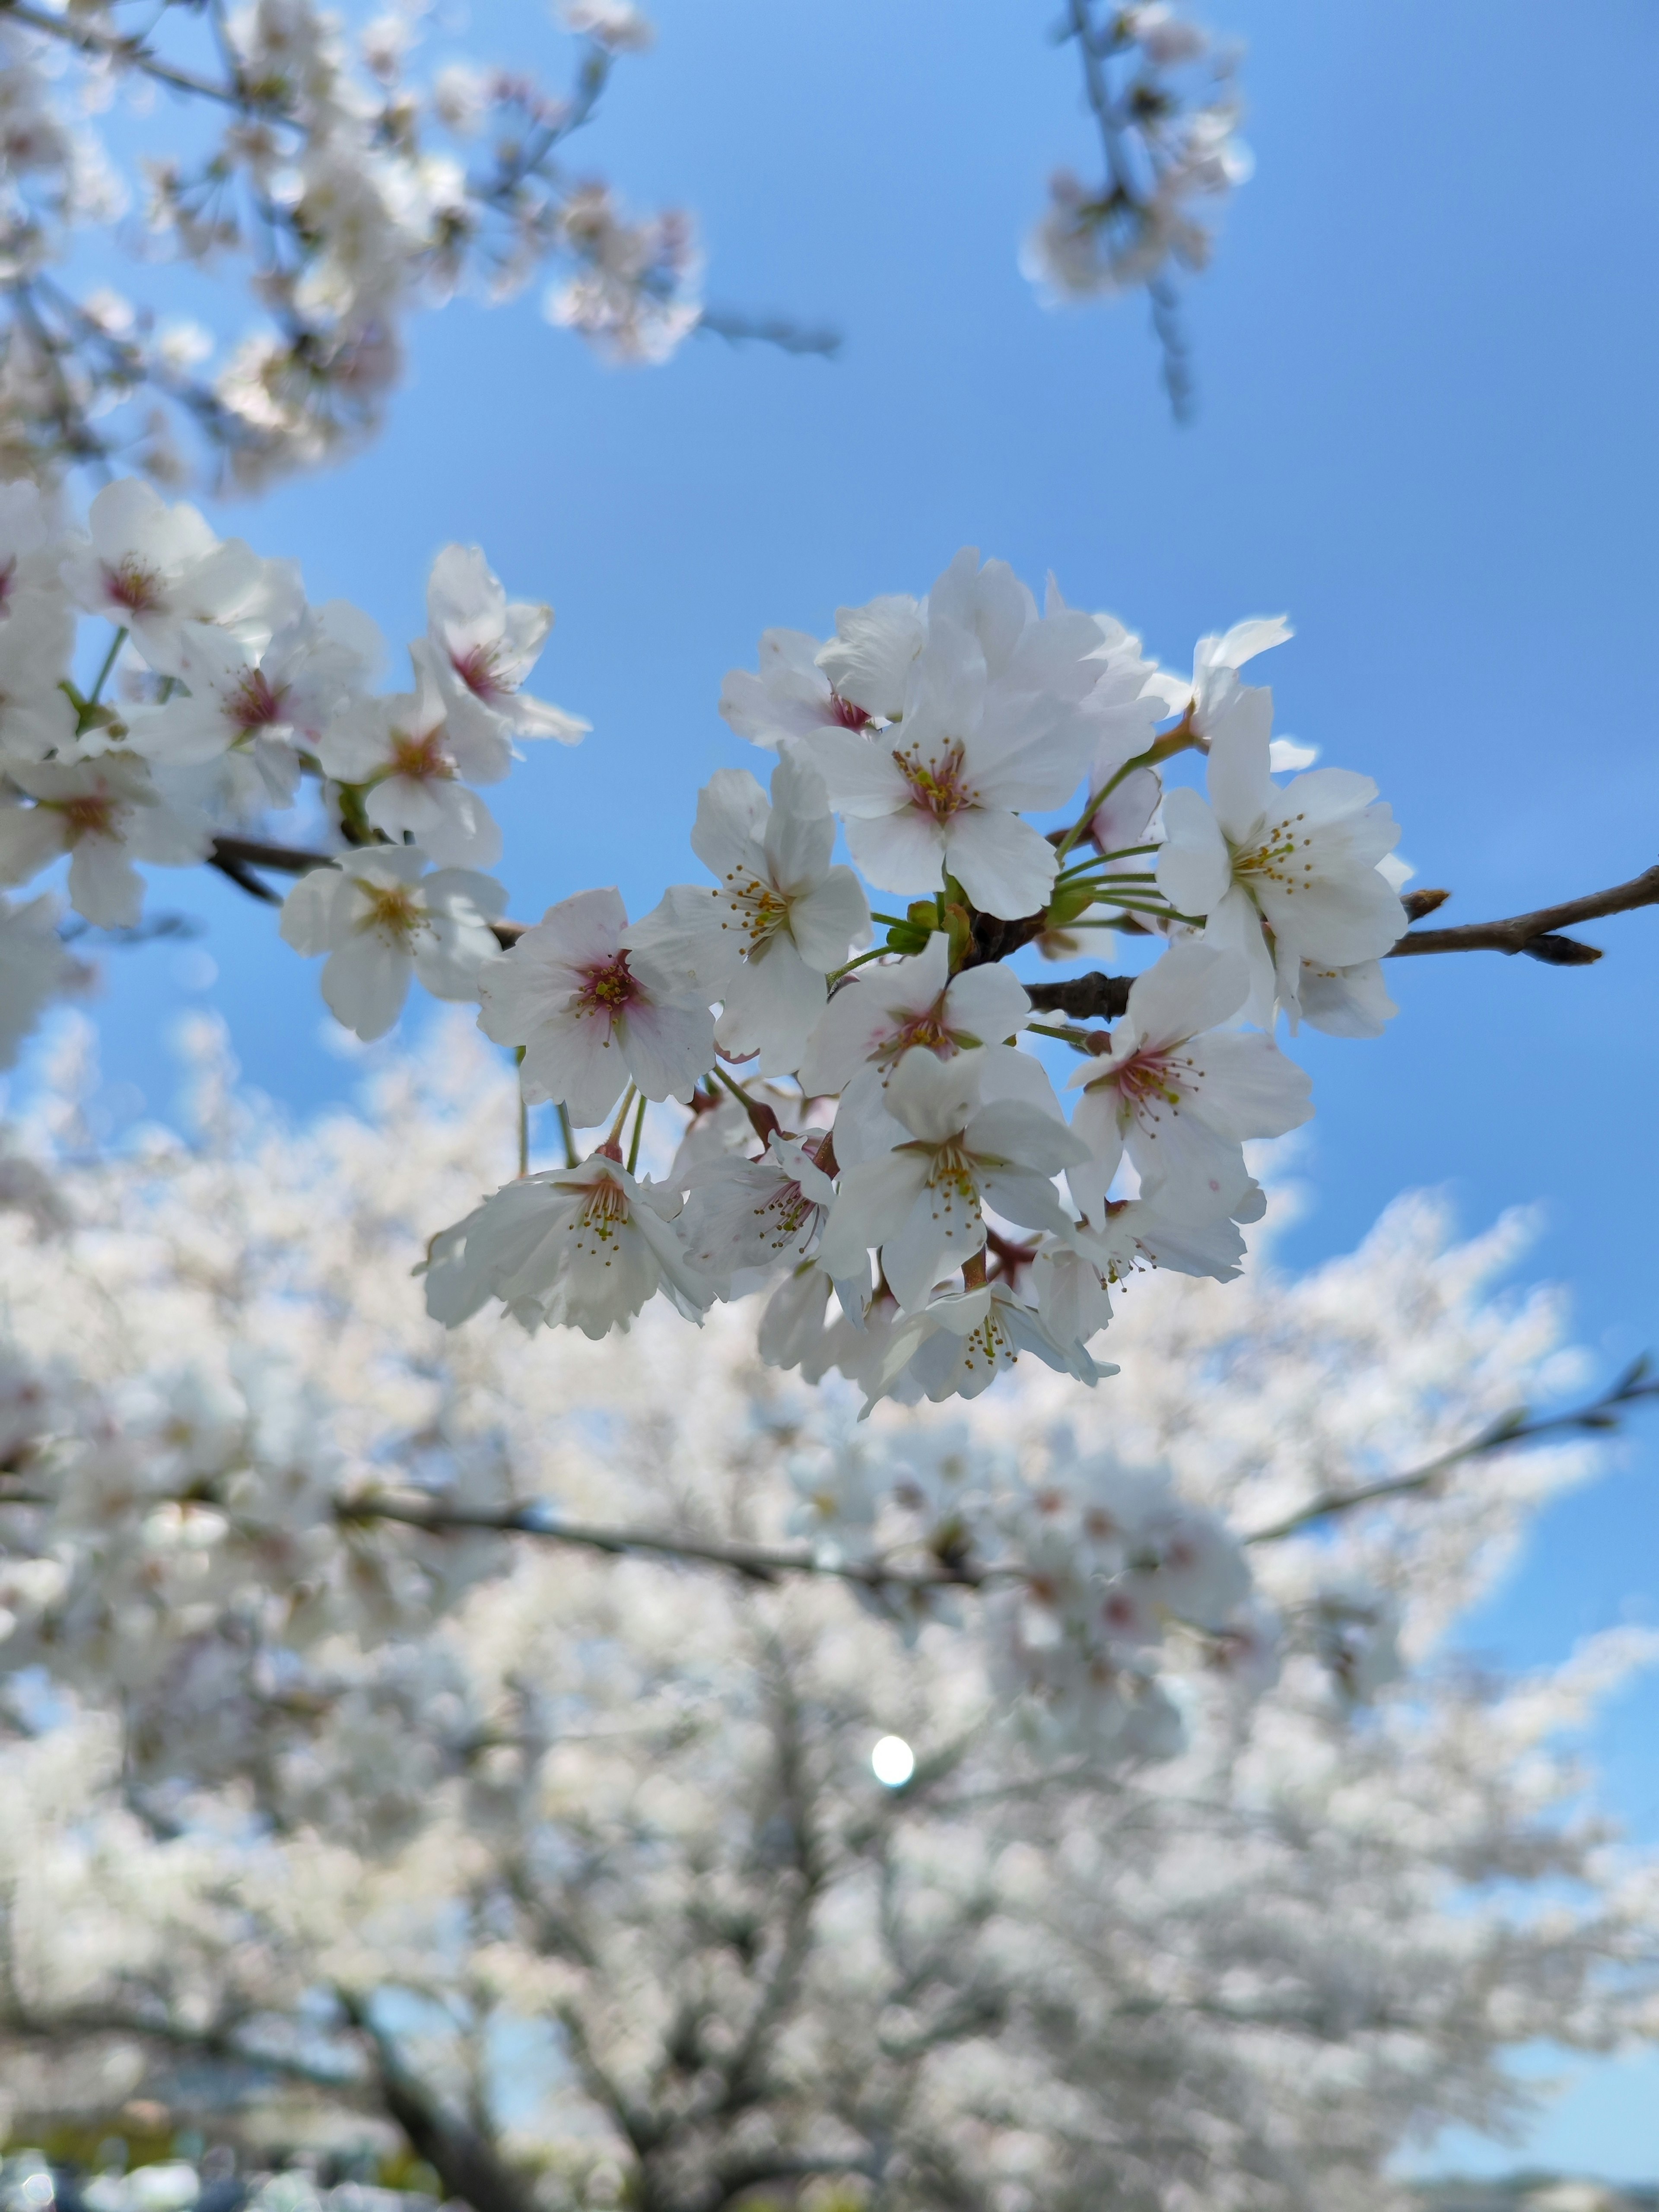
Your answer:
(0, 483), (1410, 1412)
(0, 0), (766, 489)
(0, 1023), (1653, 2207)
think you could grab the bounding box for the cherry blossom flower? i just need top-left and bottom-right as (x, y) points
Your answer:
(814, 594), (928, 722)
(1155, 682), (1405, 1023)
(60, 480), (283, 679)
(798, 931), (1054, 1164)
(130, 603), (380, 804)
(425, 1157), (710, 1338)
(718, 629), (874, 751)
(420, 544), (587, 770)
(818, 1048), (1088, 1314)
(679, 1132), (837, 1276)
(862, 1277), (1107, 1413)
(624, 752), (869, 1073)
(279, 847), (505, 1040)
(319, 664), (501, 867)
(0, 757), (209, 926)
(1067, 942), (1312, 1222)
(1144, 615), (1293, 730)
(810, 550), (1105, 918)
(477, 885), (712, 1128)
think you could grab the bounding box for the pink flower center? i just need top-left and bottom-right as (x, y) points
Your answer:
(828, 691), (870, 731)
(893, 739), (977, 824)
(105, 556), (166, 615)
(575, 952), (642, 1020)
(1104, 1048), (1189, 1116)
(876, 1000), (960, 1068)
(451, 643), (506, 702)
(229, 669), (285, 731)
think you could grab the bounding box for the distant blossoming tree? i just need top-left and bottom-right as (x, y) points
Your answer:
(0, 1020), (1654, 2206)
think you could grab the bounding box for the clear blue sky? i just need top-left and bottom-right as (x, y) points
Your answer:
(46, 0), (1659, 2174)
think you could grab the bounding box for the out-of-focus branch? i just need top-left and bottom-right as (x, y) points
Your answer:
(337, 1493), (1011, 1592)
(1243, 1360), (1659, 1546)
(335, 1988), (540, 2212)
(0, 0), (272, 115)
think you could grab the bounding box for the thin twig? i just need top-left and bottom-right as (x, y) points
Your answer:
(1243, 1359), (1659, 1545)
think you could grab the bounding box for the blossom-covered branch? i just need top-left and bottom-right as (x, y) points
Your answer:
(0, 0), (831, 491)
(1024, 1), (1249, 415)
(0, 477), (1626, 1433)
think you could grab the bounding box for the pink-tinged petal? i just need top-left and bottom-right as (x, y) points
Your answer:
(619, 995), (715, 1104)
(844, 807), (948, 899)
(796, 935), (948, 1095)
(940, 807), (1056, 921)
(788, 866), (869, 973)
(1204, 683), (1275, 840)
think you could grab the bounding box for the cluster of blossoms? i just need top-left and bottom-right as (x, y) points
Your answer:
(1023, 0), (1251, 397)
(0, 472), (578, 1062)
(0, 480), (1410, 1416)
(0, 0), (761, 489)
(426, 545), (1408, 1416)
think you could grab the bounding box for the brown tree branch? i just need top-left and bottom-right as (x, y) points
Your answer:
(1387, 863), (1659, 965)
